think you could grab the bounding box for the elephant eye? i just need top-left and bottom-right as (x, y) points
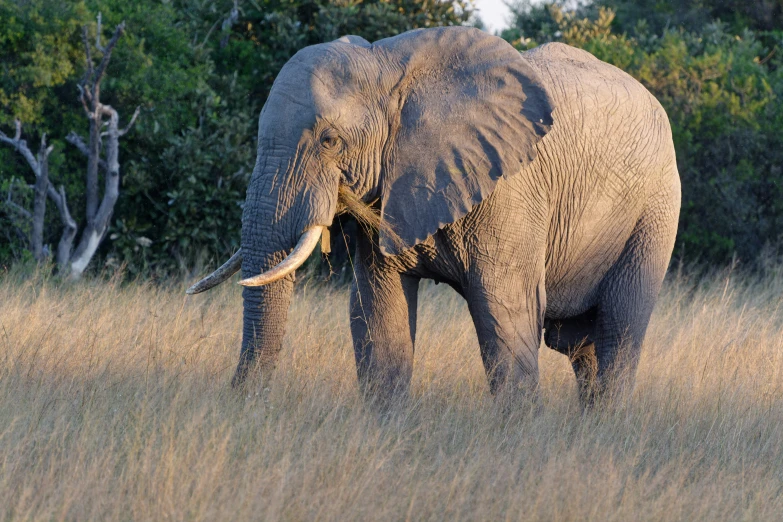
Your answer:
(320, 133), (342, 151)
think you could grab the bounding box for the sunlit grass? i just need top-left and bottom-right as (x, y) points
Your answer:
(1, 264), (782, 520)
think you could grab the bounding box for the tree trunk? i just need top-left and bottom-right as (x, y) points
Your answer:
(85, 112), (101, 221)
(69, 106), (122, 279)
(48, 184), (77, 270)
(0, 123), (54, 263)
(31, 139), (50, 261)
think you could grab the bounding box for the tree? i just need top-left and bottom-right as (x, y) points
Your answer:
(0, 14), (138, 278)
(65, 17), (139, 278)
(596, 0), (783, 34)
(0, 121), (62, 263)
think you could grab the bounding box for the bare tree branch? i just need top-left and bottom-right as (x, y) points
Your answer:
(5, 200), (31, 219)
(93, 21), (125, 95)
(118, 106), (141, 137)
(5, 181), (32, 221)
(80, 27), (94, 101)
(0, 127), (14, 146)
(47, 185), (77, 270)
(40, 132), (54, 158)
(95, 12), (105, 52)
(76, 85), (92, 116)
(66, 131), (107, 170)
(58, 186), (76, 230)
(65, 131), (89, 156)
(0, 120), (41, 178)
(13, 139), (39, 176)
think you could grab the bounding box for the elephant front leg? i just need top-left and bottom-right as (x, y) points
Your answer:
(349, 250), (420, 406)
(466, 273), (546, 400)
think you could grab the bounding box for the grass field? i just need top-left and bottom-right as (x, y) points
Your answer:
(1, 265), (782, 521)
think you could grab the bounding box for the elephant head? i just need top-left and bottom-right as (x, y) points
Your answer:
(187, 27), (553, 386)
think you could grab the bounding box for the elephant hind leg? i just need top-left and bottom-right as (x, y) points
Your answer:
(590, 197), (679, 405)
(544, 308), (599, 405)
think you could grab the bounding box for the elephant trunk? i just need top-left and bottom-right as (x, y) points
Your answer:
(234, 256), (294, 387)
(232, 151), (335, 387)
(235, 229), (323, 386)
(233, 163), (296, 386)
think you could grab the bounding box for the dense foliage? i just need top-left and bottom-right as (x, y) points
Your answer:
(1, 0), (782, 274)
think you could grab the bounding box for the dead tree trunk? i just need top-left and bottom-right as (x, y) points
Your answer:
(1, 120), (80, 268)
(31, 135), (50, 260)
(0, 120), (54, 262)
(48, 184), (78, 271)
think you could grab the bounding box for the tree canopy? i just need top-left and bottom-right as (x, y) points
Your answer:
(1, 0), (782, 275)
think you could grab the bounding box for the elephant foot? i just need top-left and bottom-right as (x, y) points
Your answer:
(230, 351), (278, 391)
(491, 380), (543, 417)
(230, 354), (254, 389)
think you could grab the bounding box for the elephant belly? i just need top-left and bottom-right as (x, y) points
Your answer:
(544, 269), (607, 319)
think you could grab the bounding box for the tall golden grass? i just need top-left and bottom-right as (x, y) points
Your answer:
(1, 264), (782, 521)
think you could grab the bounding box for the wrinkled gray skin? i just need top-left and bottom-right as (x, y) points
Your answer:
(235, 27), (680, 406)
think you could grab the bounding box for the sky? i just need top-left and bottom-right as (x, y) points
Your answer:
(473, 0), (514, 33)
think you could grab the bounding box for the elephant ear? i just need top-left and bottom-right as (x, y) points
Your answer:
(377, 27), (553, 255)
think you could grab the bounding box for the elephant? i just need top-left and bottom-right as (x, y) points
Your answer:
(187, 27), (681, 407)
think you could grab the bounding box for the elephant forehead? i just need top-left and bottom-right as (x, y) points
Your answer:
(264, 70), (374, 138)
(286, 44), (381, 100)
(260, 88), (317, 143)
(261, 85), (368, 145)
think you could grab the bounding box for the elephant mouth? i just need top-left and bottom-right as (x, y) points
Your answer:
(336, 185), (406, 251)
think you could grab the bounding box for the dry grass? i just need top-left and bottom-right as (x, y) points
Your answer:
(1, 265), (782, 521)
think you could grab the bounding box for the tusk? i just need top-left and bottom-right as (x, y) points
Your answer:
(238, 226), (324, 287)
(186, 249), (243, 295)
